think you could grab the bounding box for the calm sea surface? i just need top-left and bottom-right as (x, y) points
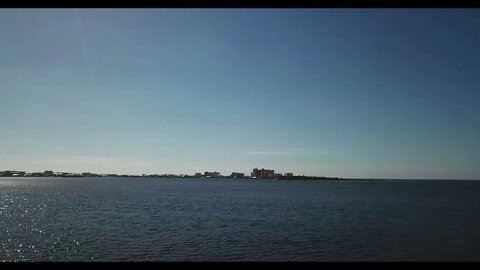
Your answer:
(1, 177), (480, 261)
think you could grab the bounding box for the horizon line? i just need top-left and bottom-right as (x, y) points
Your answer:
(1, 169), (479, 181)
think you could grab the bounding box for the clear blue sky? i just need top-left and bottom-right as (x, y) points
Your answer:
(1, 9), (480, 179)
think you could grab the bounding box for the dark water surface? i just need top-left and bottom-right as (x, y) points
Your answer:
(1, 177), (480, 261)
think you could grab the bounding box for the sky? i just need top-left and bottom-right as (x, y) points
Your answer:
(1, 9), (480, 179)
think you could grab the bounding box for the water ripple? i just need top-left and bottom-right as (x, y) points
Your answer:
(1, 178), (480, 261)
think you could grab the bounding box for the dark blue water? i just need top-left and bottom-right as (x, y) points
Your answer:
(1, 177), (480, 261)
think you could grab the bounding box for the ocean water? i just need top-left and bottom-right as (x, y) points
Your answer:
(1, 177), (480, 261)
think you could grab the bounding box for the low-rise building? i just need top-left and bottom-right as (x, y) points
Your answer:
(230, 172), (245, 178)
(0, 170), (25, 177)
(204, 171), (220, 178)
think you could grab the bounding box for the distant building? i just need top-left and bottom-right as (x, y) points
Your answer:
(204, 171), (220, 178)
(44, 170), (54, 177)
(251, 168), (274, 178)
(285, 173), (293, 177)
(0, 170), (25, 177)
(251, 168), (259, 178)
(230, 172), (245, 178)
(194, 173), (202, 178)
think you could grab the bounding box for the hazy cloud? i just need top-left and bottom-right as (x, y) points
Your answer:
(0, 154), (25, 158)
(0, 154), (159, 174)
(246, 149), (334, 156)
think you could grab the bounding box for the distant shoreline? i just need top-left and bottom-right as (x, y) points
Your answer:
(0, 174), (343, 181)
(0, 175), (478, 181)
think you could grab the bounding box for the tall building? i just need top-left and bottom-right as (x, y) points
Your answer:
(251, 168), (274, 178)
(251, 168), (259, 178)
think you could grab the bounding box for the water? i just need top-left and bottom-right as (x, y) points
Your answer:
(1, 177), (480, 261)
